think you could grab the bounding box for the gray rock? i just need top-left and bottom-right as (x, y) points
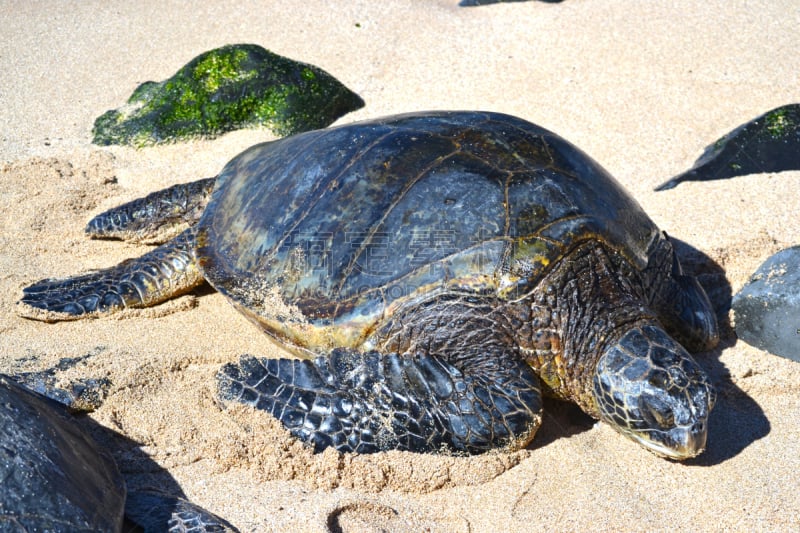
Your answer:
(732, 246), (800, 361)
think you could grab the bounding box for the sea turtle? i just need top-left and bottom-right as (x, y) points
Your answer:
(0, 374), (238, 532)
(20, 111), (718, 460)
(0, 374), (124, 531)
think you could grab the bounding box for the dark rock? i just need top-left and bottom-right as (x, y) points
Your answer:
(732, 246), (800, 361)
(92, 44), (364, 146)
(656, 103), (800, 190)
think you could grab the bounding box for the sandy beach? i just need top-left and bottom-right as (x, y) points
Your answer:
(1, 1), (799, 530)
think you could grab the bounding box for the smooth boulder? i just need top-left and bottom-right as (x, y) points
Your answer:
(732, 246), (800, 361)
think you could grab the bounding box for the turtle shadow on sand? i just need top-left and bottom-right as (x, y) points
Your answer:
(528, 238), (770, 465)
(91, 422), (234, 532)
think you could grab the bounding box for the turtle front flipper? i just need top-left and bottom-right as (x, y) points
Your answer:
(86, 177), (215, 243)
(647, 237), (719, 352)
(125, 491), (239, 532)
(217, 348), (542, 454)
(19, 228), (203, 319)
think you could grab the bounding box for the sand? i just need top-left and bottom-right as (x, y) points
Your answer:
(1, 1), (799, 531)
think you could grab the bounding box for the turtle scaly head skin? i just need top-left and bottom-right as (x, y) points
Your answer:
(593, 323), (716, 460)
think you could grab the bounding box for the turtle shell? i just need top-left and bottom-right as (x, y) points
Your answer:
(197, 111), (659, 355)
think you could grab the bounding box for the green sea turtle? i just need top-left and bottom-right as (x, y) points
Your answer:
(0, 374), (124, 531)
(20, 111), (718, 459)
(0, 375), (237, 532)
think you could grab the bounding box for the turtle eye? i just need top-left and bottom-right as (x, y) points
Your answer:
(639, 394), (675, 429)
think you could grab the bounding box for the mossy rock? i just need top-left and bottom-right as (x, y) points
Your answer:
(92, 44), (365, 146)
(655, 103), (800, 190)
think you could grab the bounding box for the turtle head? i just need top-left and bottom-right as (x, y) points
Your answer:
(592, 323), (715, 460)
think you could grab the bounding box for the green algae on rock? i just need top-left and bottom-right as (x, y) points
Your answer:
(92, 44), (364, 146)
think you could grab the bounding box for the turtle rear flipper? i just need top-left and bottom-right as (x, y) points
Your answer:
(86, 177), (215, 243)
(19, 228), (203, 319)
(217, 348), (542, 455)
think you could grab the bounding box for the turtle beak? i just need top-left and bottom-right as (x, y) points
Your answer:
(671, 421), (708, 459)
(629, 420), (708, 460)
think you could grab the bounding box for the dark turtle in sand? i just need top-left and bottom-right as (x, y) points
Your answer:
(0, 374), (125, 531)
(0, 375), (238, 532)
(20, 111), (718, 459)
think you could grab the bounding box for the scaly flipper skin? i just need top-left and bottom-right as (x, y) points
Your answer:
(641, 236), (719, 352)
(218, 348), (542, 454)
(125, 491), (239, 533)
(86, 177), (215, 243)
(19, 228), (203, 318)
